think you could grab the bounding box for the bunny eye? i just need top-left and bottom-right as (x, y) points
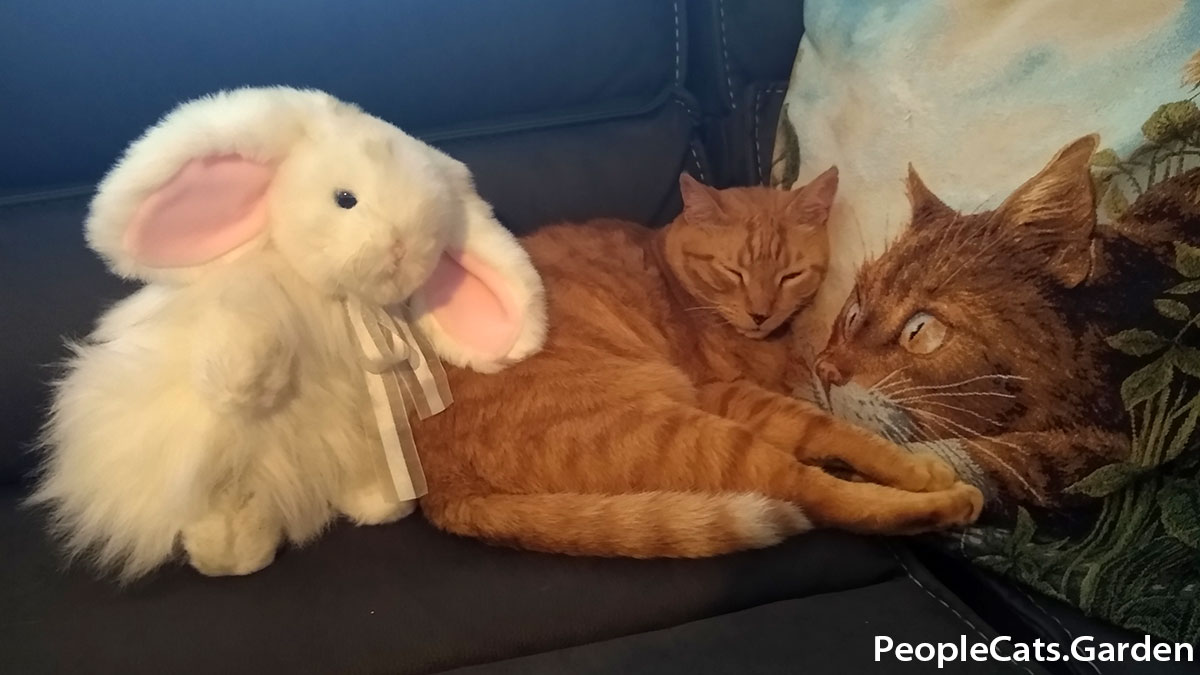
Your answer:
(334, 190), (358, 209)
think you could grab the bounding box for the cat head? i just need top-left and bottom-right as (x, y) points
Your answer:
(812, 135), (1099, 453)
(662, 169), (838, 338)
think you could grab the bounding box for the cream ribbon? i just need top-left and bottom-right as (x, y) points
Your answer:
(344, 296), (452, 503)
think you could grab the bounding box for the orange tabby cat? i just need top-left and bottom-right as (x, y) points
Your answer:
(413, 171), (983, 557)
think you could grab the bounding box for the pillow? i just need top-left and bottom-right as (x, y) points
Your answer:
(773, 0), (1200, 642)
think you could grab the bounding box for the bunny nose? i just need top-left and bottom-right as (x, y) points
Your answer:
(750, 313), (768, 325)
(815, 357), (848, 387)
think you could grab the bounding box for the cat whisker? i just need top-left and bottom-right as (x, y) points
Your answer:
(898, 399), (1004, 427)
(937, 216), (1012, 289)
(899, 403), (985, 439)
(878, 418), (915, 445)
(903, 405), (1022, 452)
(869, 366), (910, 394)
(924, 191), (1005, 277)
(886, 415), (932, 445)
(886, 374), (1026, 398)
(927, 214), (962, 272)
(852, 213), (870, 264)
(880, 213), (894, 260)
(897, 390), (1017, 401)
(935, 209), (1006, 277)
(906, 409), (1046, 505)
(939, 215), (991, 274)
(876, 375), (917, 398)
(970, 194), (997, 214)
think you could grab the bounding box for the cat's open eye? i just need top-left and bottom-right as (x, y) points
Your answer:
(899, 312), (948, 355)
(843, 301), (861, 333)
(779, 269), (807, 284)
(334, 190), (358, 209)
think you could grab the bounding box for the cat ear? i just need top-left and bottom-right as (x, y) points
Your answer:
(994, 135), (1099, 288)
(679, 172), (726, 225)
(409, 155), (547, 374)
(785, 165), (838, 225)
(905, 164), (956, 225)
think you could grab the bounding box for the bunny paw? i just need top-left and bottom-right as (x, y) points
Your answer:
(182, 493), (282, 577)
(336, 485), (417, 526)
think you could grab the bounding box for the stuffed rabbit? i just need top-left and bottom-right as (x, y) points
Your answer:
(30, 87), (547, 580)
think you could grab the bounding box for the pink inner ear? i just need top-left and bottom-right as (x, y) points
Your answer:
(422, 251), (523, 360)
(123, 155), (274, 268)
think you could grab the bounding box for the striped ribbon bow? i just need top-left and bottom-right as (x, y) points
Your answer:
(344, 295), (452, 503)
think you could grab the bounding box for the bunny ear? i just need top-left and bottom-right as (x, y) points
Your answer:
(122, 154), (274, 268)
(86, 86), (327, 282)
(410, 156), (547, 373)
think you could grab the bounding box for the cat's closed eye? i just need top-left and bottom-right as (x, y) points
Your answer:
(779, 269), (807, 284)
(719, 265), (746, 283)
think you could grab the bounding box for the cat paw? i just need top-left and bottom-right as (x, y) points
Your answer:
(336, 486), (417, 526)
(941, 482), (984, 527)
(900, 454), (958, 492)
(182, 495), (282, 577)
(893, 482), (984, 535)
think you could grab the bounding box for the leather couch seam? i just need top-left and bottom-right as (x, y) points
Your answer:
(753, 84), (788, 184)
(672, 0), (681, 84)
(717, 0), (736, 110)
(888, 545), (1036, 675)
(1016, 587), (1103, 675)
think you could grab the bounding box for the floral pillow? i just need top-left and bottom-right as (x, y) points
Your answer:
(773, 0), (1200, 641)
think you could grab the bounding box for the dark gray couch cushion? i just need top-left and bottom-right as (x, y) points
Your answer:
(3, 486), (912, 675)
(447, 580), (1047, 675)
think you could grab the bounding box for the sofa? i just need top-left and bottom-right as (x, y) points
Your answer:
(0, 2), (1179, 673)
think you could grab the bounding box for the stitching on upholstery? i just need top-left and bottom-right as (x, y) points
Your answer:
(672, 0), (681, 84)
(888, 545), (1035, 675)
(671, 97), (706, 183)
(717, 0), (736, 109)
(753, 85), (788, 184)
(1018, 588), (1103, 675)
(754, 88), (764, 183)
(688, 143), (707, 183)
(422, 88), (678, 144)
(674, 95), (706, 125)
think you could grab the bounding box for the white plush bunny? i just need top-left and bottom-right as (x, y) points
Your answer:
(30, 87), (547, 580)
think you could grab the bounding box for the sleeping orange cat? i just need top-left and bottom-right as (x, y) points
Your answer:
(413, 171), (983, 557)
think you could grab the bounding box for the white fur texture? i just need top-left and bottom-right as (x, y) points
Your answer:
(30, 87), (547, 580)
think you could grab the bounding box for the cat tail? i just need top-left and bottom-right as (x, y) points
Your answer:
(424, 491), (811, 557)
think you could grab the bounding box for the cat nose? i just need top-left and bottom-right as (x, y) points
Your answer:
(815, 357), (847, 387)
(749, 313), (768, 325)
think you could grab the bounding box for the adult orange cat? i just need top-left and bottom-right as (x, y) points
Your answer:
(413, 171), (983, 557)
